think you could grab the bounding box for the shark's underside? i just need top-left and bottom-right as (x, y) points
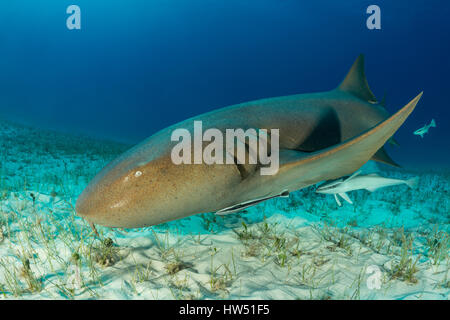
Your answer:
(75, 55), (422, 228)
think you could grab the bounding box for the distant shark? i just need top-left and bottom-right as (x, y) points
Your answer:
(414, 119), (436, 138)
(76, 55), (422, 229)
(316, 171), (419, 206)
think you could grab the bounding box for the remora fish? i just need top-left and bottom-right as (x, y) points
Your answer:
(413, 119), (436, 138)
(316, 171), (419, 206)
(76, 55), (422, 228)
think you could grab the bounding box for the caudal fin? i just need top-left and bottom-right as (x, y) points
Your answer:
(430, 119), (436, 127)
(277, 92), (423, 188)
(405, 177), (419, 189)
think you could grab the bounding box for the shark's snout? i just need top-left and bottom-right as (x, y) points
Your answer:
(75, 183), (133, 227)
(75, 151), (157, 228)
(75, 165), (131, 226)
(75, 194), (89, 218)
(76, 169), (145, 228)
(75, 186), (104, 223)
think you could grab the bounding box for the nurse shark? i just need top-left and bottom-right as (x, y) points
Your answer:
(76, 55), (422, 228)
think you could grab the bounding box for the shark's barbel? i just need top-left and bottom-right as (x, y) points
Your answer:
(75, 55), (422, 228)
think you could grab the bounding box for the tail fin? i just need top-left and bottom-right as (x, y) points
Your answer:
(405, 177), (419, 189)
(277, 92), (423, 187)
(430, 119), (436, 127)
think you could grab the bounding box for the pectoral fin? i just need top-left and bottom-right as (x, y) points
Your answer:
(334, 194), (342, 207)
(338, 192), (353, 204)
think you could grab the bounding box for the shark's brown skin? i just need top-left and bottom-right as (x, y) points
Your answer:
(76, 55), (422, 228)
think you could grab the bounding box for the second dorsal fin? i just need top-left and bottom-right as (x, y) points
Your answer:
(371, 146), (401, 167)
(338, 54), (377, 103)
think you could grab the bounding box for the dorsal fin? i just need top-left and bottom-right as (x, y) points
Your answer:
(338, 54), (377, 103)
(388, 137), (399, 146)
(380, 92), (387, 108)
(345, 170), (361, 182)
(371, 146), (401, 167)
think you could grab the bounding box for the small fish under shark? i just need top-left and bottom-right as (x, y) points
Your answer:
(316, 171), (419, 206)
(414, 119), (436, 138)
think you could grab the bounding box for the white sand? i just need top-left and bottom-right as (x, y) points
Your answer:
(0, 120), (448, 300)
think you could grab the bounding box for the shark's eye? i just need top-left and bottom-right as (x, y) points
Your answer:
(135, 171), (143, 177)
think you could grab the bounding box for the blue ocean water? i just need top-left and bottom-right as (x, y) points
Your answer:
(0, 0), (448, 168)
(0, 1), (449, 300)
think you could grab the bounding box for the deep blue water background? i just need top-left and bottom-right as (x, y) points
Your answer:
(0, 0), (449, 169)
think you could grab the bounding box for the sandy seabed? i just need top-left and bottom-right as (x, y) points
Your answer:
(0, 120), (448, 300)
